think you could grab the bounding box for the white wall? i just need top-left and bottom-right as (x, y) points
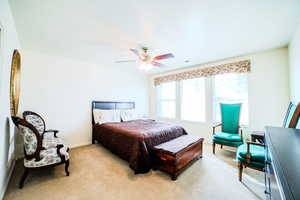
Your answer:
(20, 50), (149, 148)
(0, 0), (21, 198)
(289, 24), (300, 102)
(149, 48), (290, 141)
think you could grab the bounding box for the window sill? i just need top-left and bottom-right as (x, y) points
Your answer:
(240, 124), (249, 129)
(157, 117), (176, 121)
(180, 120), (207, 124)
(156, 117), (208, 125)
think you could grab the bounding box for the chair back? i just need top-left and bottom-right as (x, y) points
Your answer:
(23, 111), (46, 135)
(285, 103), (300, 128)
(11, 116), (43, 159)
(220, 103), (241, 134)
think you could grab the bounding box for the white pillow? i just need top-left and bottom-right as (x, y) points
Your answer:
(120, 109), (137, 121)
(93, 109), (121, 124)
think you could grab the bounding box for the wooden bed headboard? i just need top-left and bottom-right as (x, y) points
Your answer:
(91, 101), (135, 124)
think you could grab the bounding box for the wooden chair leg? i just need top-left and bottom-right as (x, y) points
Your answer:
(238, 162), (243, 182)
(171, 174), (178, 181)
(65, 160), (70, 176)
(92, 134), (96, 144)
(19, 168), (29, 189)
(213, 142), (216, 154)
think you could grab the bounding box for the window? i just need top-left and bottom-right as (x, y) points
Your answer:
(213, 73), (248, 125)
(181, 78), (206, 122)
(157, 81), (176, 118)
(155, 72), (249, 125)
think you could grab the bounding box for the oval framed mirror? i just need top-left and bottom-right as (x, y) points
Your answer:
(10, 49), (21, 116)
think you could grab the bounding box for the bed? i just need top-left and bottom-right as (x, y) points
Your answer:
(91, 101), (188, 173)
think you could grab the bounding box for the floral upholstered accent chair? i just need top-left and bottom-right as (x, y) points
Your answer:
(11, 116), (70, 189)
(23, 111), (63, 149)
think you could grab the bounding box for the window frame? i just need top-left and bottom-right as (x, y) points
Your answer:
(156, 81), (177, 120)
(179, 78), (207, 123)
(155, 73), (249, 126)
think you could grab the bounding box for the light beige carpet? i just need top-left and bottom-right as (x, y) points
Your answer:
(4, 144), (265, 200)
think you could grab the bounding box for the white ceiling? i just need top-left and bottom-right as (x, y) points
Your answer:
(9, 0), (300, 73)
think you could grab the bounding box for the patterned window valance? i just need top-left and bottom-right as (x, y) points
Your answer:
(154, 60), (251, 86)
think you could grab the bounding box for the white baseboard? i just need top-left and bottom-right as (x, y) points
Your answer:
(69, 141), (91, 149)
(0, 159), (16, 200)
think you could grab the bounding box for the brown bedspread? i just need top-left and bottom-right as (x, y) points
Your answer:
(93, 120), (187, 173)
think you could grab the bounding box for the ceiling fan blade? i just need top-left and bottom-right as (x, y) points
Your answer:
(153, 53), (174, 60)
(151, 61), (164, 67)
(130, 48), (141, 58)
(115, 60), (136, 63)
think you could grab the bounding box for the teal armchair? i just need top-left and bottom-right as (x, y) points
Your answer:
(212, 103), (243, 154)
(237, 102), (300, 181)
(283, 102), (299, 128)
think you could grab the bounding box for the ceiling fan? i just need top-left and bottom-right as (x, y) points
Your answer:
(116, 47), (174, 71)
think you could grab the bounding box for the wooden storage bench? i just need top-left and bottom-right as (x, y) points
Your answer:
(152, 135), (204, 180)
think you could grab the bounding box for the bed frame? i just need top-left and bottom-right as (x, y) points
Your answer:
(91, 101), (135, 125)
(91, 101), (135, 144)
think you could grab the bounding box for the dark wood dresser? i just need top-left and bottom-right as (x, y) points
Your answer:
(265, 127), (300, 200)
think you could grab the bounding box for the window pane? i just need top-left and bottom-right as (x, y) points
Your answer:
(181, 78), (206, 122)
(214, 73), (248, 125)
(161, 81), (176, 100)
(160, 101), (176, 118)
(157, 81), (176, 118)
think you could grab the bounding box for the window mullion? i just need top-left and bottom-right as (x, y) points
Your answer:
(176, 80), (181, 120)
(156, 85), (161, 118)
(206, 77), (214, 124)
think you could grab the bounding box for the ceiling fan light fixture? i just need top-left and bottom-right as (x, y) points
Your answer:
(139, 62), (152, 71)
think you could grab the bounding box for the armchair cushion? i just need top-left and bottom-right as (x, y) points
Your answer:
(213, 131), (242, 142)
(237, 143), (265, 163)
(24, 146), (69, 168)
(213, 138), (243, 147)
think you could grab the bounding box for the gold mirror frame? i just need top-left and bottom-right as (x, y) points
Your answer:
(10, 49), (21, 116)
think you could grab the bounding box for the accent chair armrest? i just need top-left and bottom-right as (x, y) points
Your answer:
(212, 123), (222, 134)
(251, 131), (265, 143)
(213, 122), (222, 128)
(246, 141), (265, 162)
(45, 129), (59, 133)
(44, 129), (59, 138)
